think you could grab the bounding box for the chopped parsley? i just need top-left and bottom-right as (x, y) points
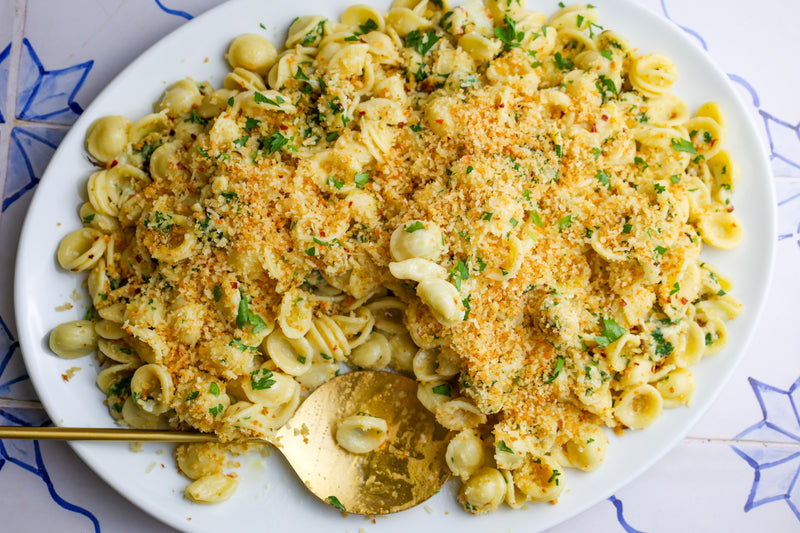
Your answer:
(432, 383), (452, 396)
(494, 15), (525, 52)
(543, 356), (565, 383)
(144, 211), (174, 232)
(553, 51), (574, 71)
(594, 318), (626, 348)
(294, 65), (310, 81)
(595, 75), (618, 102)
(229, 338), (258, 352)
(596, 169), (610, 188)
(263, 131), (290, 154)
(250, 368), (276, 390)
(449, 259), (469, 291)
(405, 221), (425, 233)
(84, 305), (98, 321)
(243, 116), (261, 133)
(254, 92), (286, 107)
(558, 214), (576, 231)
(236, 290), (269, 333)
(327, 495), (346, 512)
(359, 18), (379, 34)
(671, 138), (697, 154)
(405, 29), (441, 55)
(326, 175), (344, 190)
(497, 440), (514, 453)
(652, 328), (674, 357)
(354, 171), (370, 188)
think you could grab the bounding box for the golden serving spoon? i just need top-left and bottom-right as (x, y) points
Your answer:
(0, 370), (451, 515)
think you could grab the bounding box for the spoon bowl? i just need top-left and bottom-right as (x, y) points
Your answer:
(273, 370), (451, 514)
(0, 370), (451, 515)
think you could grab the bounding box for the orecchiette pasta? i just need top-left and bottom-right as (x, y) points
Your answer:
(185, 473), (239, 504)
(55, 0), (743, 514)
(225, 33), (278, 75)
(49, 320), (98, 359)
(85, 115), (131, 162)
(446, 429), (485, 478)
(458, 467), (506, 514)
(335, 413), (389, 453)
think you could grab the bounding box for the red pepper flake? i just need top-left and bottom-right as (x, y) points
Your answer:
(109, 160), (119, 168)
(231, 281), (238, 289)
(601, 114), (609, 121)
(591, 123), (597, 132)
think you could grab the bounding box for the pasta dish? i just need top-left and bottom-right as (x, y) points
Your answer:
(48, 0), (743, 513)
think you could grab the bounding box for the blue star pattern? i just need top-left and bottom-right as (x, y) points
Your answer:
(0, 315), (36, 401)
(0, 42), (11, 123)
(154, 0), (194, 20)
(775, 183), (800, 244)
(16, 38), (92, 124)
(0, 407), (100, 532)
(2, 126), (66, 211)
(608, 496), (647, 533)
(761, 111), (800, 176)
(731, 377), (800, 521)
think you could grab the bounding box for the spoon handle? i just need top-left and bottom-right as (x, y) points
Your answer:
(0, 426), (224, 442)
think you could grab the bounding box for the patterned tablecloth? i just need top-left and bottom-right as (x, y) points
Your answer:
(0, 1), (797, 531)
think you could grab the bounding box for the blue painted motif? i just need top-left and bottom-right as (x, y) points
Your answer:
(731, 377), (800, 521)
(0, 42), (11, 123)
(0, 408), (100, 532)
(0, 314), (29, 398)
(3, 126), (66, 211)
(774, 183), (800, 242)
(16, 38), (92, 124)
(154, 0), (194, 20)
(760, 112), (800, 175)
(658, 0), (707, 51)
(608, 495), (647, 533)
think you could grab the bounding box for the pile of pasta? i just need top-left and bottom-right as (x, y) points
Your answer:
(50, 0), (743, 512)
